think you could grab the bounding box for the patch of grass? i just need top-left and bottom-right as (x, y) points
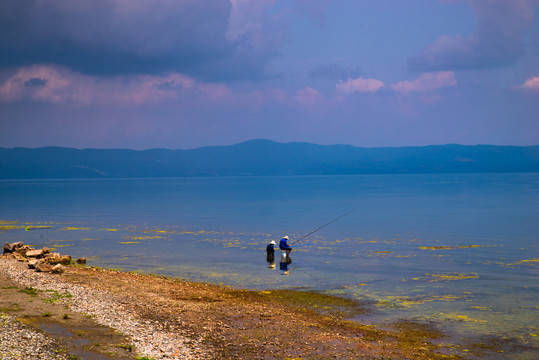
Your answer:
(62, 314), (70, 319)
(45, 290), (73, 303)
(0, 303), (21, 312)
(135, 357), (156, 360)
(116, 343), (134, 352)
(1, 286), (19, 289)
(42, 312), (52, 317)
(19, 287), (38, 296)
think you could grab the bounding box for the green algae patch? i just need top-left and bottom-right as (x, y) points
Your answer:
(225, 288), (369, 320)
(123, 235), (164, 240)
(433, 313), (486, 323)
(418, 244), (493, 250)
(118, 241), (141, 245)
(0, 225), (23, 231)
(409, 273), (479, 282)
(387, 294), (471, 308)
(507, 258), (539, 266)
(24, 225), (53, 230)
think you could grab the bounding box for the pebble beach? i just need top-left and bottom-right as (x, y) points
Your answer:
(1, 245), (530, 360)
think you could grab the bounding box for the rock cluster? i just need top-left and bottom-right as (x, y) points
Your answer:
(2, 241), (86, 274)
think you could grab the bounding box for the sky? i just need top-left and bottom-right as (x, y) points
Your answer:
(0, 0), (538, 150)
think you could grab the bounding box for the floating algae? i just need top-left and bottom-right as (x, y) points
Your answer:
(506, 259), (539, 266)
(24, 225), (53, 230)
(418, 244), (494, 250)
(433, 313), (487, 323)
(409, 273), (479, 282)
(122, 235), (164, 240)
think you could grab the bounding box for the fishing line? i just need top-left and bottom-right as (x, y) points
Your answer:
(289, 209), (354, 246)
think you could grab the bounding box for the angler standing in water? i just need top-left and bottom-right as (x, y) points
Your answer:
(270, 210), (354, 275)
(266, 240), (276, 268)
(279, 235), (292, 255)
(279, 236), (293, 275)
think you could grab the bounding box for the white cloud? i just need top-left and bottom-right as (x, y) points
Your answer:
(336, 77), (385, 94)
(390, 72), (457, 96)
(515, 77), (539, 91)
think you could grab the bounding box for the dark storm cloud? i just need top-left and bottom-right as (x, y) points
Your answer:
(408, 0), (537, 71)
(0, 0), (281, 81)
(24, 78), (47, 87)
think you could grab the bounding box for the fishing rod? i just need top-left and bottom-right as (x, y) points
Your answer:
(289, 209), (354, 246)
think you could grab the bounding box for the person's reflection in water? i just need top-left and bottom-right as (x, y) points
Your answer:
(279, 250), (292, 276)
(266, 240), (276, 268)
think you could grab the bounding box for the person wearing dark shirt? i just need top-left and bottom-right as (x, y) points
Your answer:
(279, 235), (292, 253)
(266, 240), (276, 268)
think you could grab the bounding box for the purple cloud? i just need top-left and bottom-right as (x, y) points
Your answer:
(408, 0), (537, 71)
(336, 77), (385, 94)
(515, 76), (539, 91)
(0, 65), (231, 105)
(390, 72), (457, 96)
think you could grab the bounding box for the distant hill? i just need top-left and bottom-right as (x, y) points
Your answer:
(1, 139), (539, 179)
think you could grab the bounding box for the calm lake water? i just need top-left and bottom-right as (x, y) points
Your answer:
(1, 173), (538, 357)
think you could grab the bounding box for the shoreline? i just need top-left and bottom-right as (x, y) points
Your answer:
(0, 258), (460, 360)
(0, 235), (537, 360)
(0, 254), (530, 359)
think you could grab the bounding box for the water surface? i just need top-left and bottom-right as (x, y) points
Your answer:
(1, 173), (538, 357)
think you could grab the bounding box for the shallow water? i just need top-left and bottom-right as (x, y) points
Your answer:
(1, 174), (538, 357)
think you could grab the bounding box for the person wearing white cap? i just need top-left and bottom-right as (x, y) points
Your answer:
(279, 236), (292, 275)
(279, 235), (292, 254)
(266, 240), (276, 268)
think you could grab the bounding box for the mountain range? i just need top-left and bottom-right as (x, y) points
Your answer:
(1, 139), (539, 179)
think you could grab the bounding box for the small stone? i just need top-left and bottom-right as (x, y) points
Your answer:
(15, 245), (31, 257)
(47, 255), (71, 265)
(13, 253), (25, 261)
(76, 258), (87, 265)
(28, 259), (41, 269)
(3, 242), (15, 254)
(35, 262), (53, 272)
(12, 241), (24, 249)
(51, 264), (65, 274)
(26, 249), (45, 258)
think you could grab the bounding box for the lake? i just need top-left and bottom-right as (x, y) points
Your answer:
(1, 173), (538, 357)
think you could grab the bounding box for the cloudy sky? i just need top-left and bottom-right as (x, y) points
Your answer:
(1, 0), (538, 149)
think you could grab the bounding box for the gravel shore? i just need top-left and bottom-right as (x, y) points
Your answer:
(0, 257), (209, 360)
(0, 311), (67, 360)
(2, 255), (495, 360)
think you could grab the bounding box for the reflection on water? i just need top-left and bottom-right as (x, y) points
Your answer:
(1, 173), (538, 357)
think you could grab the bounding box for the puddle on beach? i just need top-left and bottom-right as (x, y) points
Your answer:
(2, 219), (538, 358)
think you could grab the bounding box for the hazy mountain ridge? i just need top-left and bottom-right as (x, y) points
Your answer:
(1, 139), (539, 179)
